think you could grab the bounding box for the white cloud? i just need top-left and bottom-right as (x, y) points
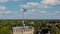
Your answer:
(20, 8), (23, 11)
(0, 12), (4, 14)
(0, 0), (8, 2)
(4, 11), (18, 14)
(27, 2), (39, 7)
(20, 2), (39, 8)
(39, 4), (52, 8)
(39, 11), (53, 15)
(40, 11), (46, 13)
(40, 11), (60, 15)
(41, 0), (60, 5)
(0, 0), (26, 2)
(20, 0), (60, 8)
(14, 0), (26, 1)
(28, 9), (38, 14)
(54, 11), (60, 15)
(28, 9), (52, 14)
(28, 9), (51, 15)
(0, 6), (6, 11)
(20, 5), (30, 8)
(0, 11), (18, 14)
(39, 0), (60, 8)
(13, 0), (18, 1)
(55, 11), (60, 13)
(12, 0), (25, 2)
(28, 9), (60, 16)
(20, 2), (53, 8)
(0, 6), (18, 14)
(4, 11), (13, 14)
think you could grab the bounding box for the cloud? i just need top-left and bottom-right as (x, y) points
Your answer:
(39, 4), (52, 8)
(0, 0), (8, 2)
(28, 9), (48, 14)
(28, 9), (60, 16)
(13, 0), (18, 1)
(20, 0), (60, 8)
(39, 11), (53, 15)
(0, 5), (18, 14)
(39, 0), (60, 8)
(20, 2), (39, 8)
(41, 0), (60, 5)
(39, 11), (60, 15)
(0, 11), (18, 14)
(54, 11), (60, 15)
(13, 0), (26, 1)
(12, 0), (25, 2)
(20, 2), (52, 8)
(28, 9), (38, 14)
(4, 11), (17, 14)
(20, 5), (30, 8)
(0, 0), (26, 2)
(40, 11), (46, 13)
(27, 2), (39, 7)
(28, 9), (51, 15)
(0, 6), (6, 11)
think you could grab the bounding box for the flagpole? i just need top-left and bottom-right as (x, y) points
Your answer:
(21, 8), (26, 34)
(22, 9), (24, 26)
(22, 12), (24, 34)
(22, 8), (26, 27)
(22, 8), (25, 34)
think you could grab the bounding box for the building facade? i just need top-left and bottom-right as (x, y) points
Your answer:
(12, 26), (34, 34)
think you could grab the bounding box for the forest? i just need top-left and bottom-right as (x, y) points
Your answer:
(0, 20), (60, 34)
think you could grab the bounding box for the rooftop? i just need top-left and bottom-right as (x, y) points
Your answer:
(12, 26), (33, 30)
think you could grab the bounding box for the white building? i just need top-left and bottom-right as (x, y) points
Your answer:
(12, 26), (34, 34)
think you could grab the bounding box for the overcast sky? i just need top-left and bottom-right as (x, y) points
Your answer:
(0, 0), (60, 19)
